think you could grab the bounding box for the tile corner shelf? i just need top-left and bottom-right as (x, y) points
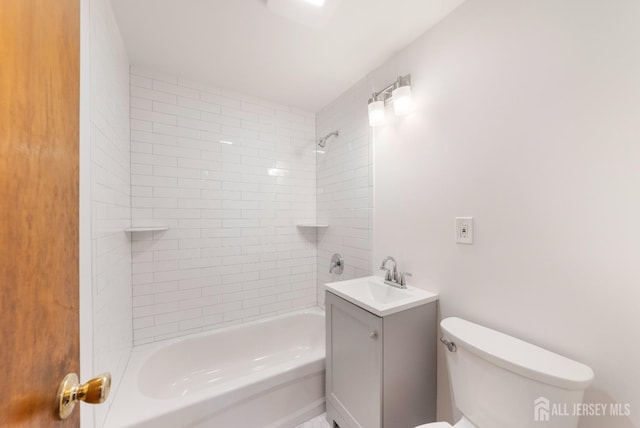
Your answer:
(125, 227), (169, 233)
(296, 224), (329, 228)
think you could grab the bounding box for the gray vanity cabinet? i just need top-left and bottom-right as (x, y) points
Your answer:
(325, 291), (437, 428)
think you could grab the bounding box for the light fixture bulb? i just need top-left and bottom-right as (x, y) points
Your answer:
(368, 100), (385, 127)
(392, 85), (413, 116)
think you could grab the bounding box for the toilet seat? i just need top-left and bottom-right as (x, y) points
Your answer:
(414, 416), (476, 428)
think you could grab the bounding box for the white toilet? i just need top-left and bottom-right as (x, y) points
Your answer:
(417, 317), (594, 428)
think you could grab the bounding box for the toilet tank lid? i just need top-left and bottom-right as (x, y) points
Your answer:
(441, 317), (594, 391)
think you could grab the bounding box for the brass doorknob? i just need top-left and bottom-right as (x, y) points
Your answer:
(57, 372), (111, 419)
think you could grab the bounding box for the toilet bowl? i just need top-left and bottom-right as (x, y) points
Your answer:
(415, 317), (594, 428)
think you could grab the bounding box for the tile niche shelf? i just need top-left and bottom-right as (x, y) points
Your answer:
(124, 226), (169, 233)
(296, 224), (329, 228)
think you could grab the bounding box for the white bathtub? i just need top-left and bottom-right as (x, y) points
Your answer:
(105, 308), (326, 428)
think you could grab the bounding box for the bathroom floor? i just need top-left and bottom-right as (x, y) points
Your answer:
(296, 413), (331, 428)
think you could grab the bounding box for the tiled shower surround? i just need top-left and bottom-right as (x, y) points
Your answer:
(129, 67), (318, 344)
(315, 78), (374, 305)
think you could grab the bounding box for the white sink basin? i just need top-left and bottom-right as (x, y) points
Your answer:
(325, 275), (438, 317)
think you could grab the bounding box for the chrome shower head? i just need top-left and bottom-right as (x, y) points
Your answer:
(318, 130), (339, 148)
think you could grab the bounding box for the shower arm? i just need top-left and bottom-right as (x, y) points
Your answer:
(318, 130), (339, 147)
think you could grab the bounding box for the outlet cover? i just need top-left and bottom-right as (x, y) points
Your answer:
(455, 217), (473, 244)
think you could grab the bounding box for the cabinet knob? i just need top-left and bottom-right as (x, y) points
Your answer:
(370, 330), (378, 339)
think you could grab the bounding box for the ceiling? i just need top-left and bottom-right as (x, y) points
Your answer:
(110, 0), (467, 112)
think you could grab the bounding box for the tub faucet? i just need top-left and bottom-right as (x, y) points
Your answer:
(379, 256), (411, 289)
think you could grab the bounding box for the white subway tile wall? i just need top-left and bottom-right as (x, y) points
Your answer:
(90, 0), (132, 425)
(315, 78), (374, 305)
(129, 67), (318, 345)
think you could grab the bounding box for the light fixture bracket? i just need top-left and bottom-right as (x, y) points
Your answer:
(368, 74), (411, 105)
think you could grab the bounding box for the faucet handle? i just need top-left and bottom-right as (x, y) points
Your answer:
(399, 272), (412, 286)
(330, 253), (344, 274)
(379, 266), (392, 281)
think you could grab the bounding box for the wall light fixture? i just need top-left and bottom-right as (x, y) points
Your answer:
(367, 74), (413, 127)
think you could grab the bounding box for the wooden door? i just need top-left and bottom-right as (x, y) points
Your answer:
(0, 0), (80, 426)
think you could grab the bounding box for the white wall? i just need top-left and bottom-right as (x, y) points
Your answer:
(367, 0), (639, 426)
(86, 0), (132, 425)
(316, 78), (374, 305)
(128, 67), (317, 345)
(79, 0), (93, 425)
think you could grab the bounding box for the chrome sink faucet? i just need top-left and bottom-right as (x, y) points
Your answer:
(379, 256), (412, 289)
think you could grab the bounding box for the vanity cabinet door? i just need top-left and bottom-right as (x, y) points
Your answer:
(326, 291), (383, 428)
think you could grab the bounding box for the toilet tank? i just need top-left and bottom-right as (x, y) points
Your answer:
(441, 317), (594, 428)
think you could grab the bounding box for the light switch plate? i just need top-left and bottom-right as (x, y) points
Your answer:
(455, 217), (473, 244)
